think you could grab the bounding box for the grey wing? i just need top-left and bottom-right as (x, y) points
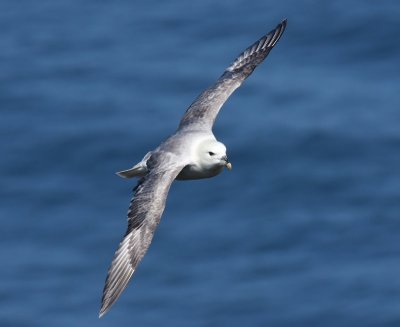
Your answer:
(178, 19), (287, 131)
(99, 154), (185, 317)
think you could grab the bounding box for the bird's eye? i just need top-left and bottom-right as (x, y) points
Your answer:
(208, 151), (215, 156)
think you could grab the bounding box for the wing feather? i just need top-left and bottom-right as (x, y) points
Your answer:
(178, 19), (287, 131)
(99, 153), (184, 317)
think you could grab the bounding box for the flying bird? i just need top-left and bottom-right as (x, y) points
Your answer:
(100, 19), (287, 317)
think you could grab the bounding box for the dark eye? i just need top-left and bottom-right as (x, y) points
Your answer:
(208, 151), (215, 156)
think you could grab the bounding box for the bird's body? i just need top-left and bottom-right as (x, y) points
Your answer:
(117, 131), (225, 180)
(100, 19), (287, 317)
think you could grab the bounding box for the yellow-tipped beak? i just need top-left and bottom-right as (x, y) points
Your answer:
(226, 162), (232, 170)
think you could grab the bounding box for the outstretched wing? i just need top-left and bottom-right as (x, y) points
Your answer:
(178, 19), (287, 131)
(99, 153), (184, 317)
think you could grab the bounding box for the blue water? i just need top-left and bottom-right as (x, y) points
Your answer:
(1, 1), (400, 326)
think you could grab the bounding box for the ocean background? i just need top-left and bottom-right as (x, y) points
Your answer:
(1, 0), (400, 326)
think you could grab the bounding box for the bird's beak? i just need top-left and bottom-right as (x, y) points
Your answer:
(222, 156), (232, 170)
(221, 155), (232, 170)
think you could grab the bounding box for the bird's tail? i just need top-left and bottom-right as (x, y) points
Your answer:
(116, 165), (147, 178)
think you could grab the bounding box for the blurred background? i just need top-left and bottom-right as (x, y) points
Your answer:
(1, 0), (400, 326)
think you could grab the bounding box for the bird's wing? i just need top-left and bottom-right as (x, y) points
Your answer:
(99, 152), (186, 317)
(178, 19), (287, 131)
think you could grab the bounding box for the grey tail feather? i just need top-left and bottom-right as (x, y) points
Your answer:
(116, 166), (146, 179)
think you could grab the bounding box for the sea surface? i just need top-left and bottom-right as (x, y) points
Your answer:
(1, 1), (400, 326)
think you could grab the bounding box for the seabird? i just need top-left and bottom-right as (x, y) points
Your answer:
(100, 19), (287, 317)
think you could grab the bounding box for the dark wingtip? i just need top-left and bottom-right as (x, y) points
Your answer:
(280, 19), (288, 33)
(226, 18), (287, 72)
(270, 19), (287, 47)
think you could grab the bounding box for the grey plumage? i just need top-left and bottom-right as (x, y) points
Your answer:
(99, 152), (187, 317)
(100, 19), (287, 317)
(179, 19), (287, 131)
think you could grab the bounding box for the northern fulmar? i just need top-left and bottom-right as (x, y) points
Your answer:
(100, 19), (287, 317)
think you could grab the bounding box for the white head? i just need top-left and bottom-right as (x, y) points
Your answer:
(197, 139), (232, 171)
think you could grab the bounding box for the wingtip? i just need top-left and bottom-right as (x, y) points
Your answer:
(275, 19), (287, 34)
(277, 19), (287, 33)
(99, 302), (110, 318)
(227, 18), (287, 73)
(99, 302), (107, 318)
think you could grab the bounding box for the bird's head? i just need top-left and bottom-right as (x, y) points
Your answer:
(198, 139), (232, 171)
